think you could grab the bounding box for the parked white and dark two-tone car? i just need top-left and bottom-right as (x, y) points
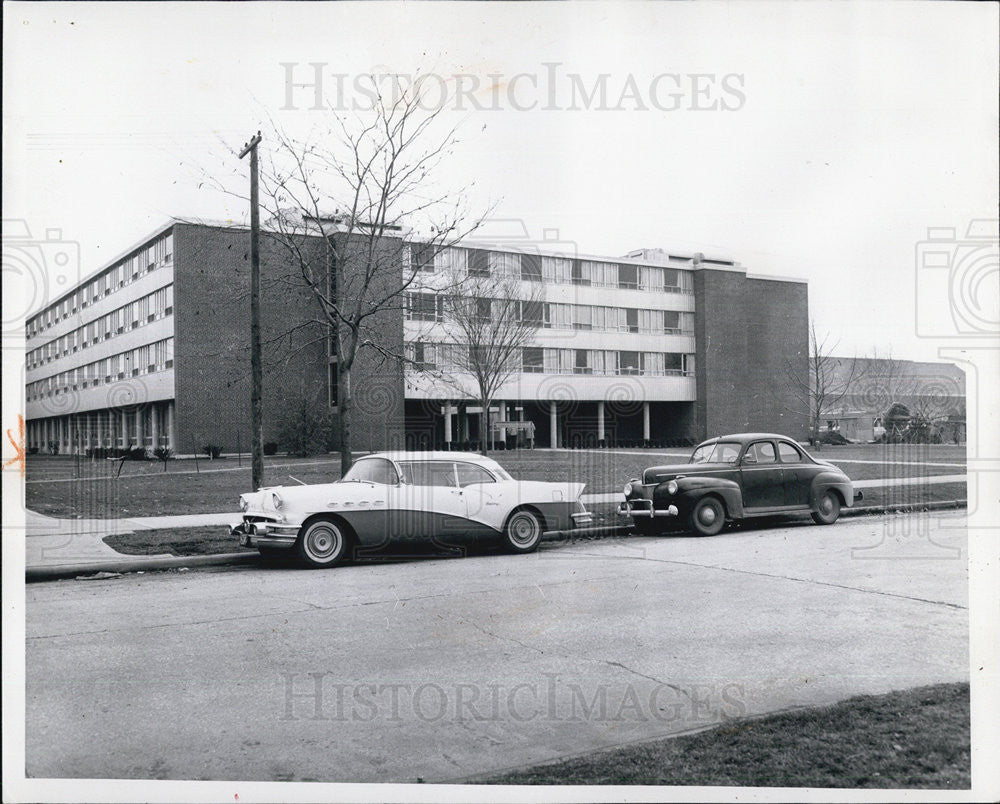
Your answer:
(619, 433), (861, 536)
(232, 451), (593, 567)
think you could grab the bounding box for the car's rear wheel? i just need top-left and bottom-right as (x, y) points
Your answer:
(811, 490), (841, 525)
(296, 517), (349, 568)
(503, 508), (543, 553)
(689, 497), (725, 537)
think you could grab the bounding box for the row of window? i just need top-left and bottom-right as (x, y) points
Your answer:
(406, 293), (695, 335)
(27, 285), (174, 369)
(406, 246), (694, 293)
(26, 338), (175, 401)
(26, 232), (173, 339)
(406, 342), (696, 377)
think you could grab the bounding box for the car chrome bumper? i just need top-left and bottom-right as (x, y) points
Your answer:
(618, 500), (679, 518)
(230, 519), (299, 549)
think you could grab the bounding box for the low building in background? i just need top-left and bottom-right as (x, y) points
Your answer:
(24, 219), (811, 455)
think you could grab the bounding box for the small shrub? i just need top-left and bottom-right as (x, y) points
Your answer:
(202, 444), (223, 459)
(153, 447), (172, 471)
(263, 441), (278, 456)
(28, 446), (39, 455)
(47, 440), (59, 456)
(128, 447), (148, 461)
(278, 398), (333, 458)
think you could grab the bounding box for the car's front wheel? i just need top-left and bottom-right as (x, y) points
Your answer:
(688, 497), (725, 537)
(296, 517), (349, 568)
(503, 508), (543, 553)
(811, 490), (842, 525)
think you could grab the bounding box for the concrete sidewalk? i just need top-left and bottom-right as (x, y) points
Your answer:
(24, 510), (256, 581)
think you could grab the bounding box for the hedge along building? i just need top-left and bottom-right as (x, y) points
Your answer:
(24, 218), (809, 455)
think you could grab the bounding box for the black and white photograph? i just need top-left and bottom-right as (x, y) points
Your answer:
(2, 2), (998, 801)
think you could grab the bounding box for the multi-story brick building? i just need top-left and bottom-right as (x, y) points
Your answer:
(24, 219), (809, 455)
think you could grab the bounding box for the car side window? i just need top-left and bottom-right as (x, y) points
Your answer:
(746, 442), (777, 464)
(778, 442), (803, 463)
(349, 458), (399, 485)
(399, 461), (458, 487)
(455, 463), (496, 487)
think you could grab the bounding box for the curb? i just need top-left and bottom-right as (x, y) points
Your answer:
(26, 551), (260, 583)
(842, 499), (966, 517)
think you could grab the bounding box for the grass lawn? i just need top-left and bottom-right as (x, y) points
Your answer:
(27, 443), (966, 520)
(481, 682), (970, 788)
(102, 526), (256, 556)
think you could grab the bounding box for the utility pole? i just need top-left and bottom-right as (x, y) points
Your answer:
(239, 131), (264, 491)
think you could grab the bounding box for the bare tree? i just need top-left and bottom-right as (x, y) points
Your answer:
(438, 266), (542, 455)
(235, 87), (486, 472)
(785, 321), (866, 449)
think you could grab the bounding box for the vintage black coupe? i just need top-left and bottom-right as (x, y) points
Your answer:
(619, 433), (861, 536)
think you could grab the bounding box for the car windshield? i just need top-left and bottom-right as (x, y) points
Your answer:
(341, 458), (399, 485)
(689, 441), (741, 464)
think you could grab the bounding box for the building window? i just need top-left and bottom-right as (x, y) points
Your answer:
(409, 243), (436, 273)
(574, 349), (592, 374)
(520, 299), (545, 326)
(618, 264), (638, 290)
(522, 347), (544, 373)
(407, 292), (443, 322)
(571, 259), (590, 286)
(520, 253), (542, 281)
(619, 351), (641, 375)
(467, 249), (490, 277)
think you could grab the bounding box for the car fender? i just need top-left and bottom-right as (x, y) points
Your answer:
(810, 471), (855, 509)
(664, 476), (744, 519)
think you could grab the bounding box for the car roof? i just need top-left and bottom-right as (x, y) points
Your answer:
(696, 433), (803, 447)
(357, 451), (501, 466)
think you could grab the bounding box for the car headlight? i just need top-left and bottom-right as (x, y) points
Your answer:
(666, 480), (678, 495)
(623, 480), (634, 496)
(271, 492), (283, 510)
(239, 497), (249, 512)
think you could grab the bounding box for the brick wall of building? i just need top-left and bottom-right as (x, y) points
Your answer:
(745, 276), (809, 439)
(329, 231), (406, 453)
(172, 223), (331, 454)
(693, 268), (809, 440)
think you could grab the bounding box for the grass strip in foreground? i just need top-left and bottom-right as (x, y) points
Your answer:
(480, 682), (970, 788)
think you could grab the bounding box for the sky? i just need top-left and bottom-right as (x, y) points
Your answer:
(3, 1), (998, 363)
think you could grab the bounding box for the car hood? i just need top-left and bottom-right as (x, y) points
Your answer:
(641, 462), (736, 484)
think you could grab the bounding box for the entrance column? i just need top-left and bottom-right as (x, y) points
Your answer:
(443, 404), (452, 448)
(135, 407), (143, 450)
(120, 410), (128, 449)
(597, 401), (605, 444)
(550, 402), (558, 449)
(151, 403), (160, 450)
(166, 401), (175, 451)
(642, 402), (651, 442)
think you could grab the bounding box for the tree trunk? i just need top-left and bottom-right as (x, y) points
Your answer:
(339, 364), (353, 474)
(479, 396), (489, 456)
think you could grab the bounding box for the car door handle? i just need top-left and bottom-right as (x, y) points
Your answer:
(451, 489), (463, 496)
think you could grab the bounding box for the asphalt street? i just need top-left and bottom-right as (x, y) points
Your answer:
(25, 512), (968, 783)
